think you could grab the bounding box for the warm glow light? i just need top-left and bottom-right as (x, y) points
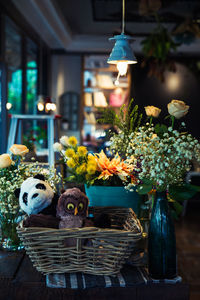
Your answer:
(46, 103), (52, 111)
(115, 87), (123, 94)
(117, 62), (128, 76)
(37, 102), (44, 111)
(51, 103), (56, 111)
(6, 102), (12, 110)
(114, 79), (119, 86)
(166, 74), (180, 91)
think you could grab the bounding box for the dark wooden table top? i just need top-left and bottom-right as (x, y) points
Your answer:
(0, 250), (189, 300)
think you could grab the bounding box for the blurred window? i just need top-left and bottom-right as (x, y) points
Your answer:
(26, 38), (38, 114)
(5, 17), (22, 114)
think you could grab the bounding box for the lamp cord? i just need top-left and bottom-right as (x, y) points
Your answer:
(122, 0), (125, 34)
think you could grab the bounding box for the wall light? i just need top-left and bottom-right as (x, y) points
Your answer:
(37, 95), (57, 112)
(6, 102), (12, 110)
(107, 0), (137, 85)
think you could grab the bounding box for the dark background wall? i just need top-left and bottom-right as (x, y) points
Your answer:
(130, 58), (200, 139)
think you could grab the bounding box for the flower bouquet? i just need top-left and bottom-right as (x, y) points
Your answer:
(53, 136), (140, 213)
(0, 144), (60, 250)
(54, 136), (136, 186)
(125, 100), (200, 217)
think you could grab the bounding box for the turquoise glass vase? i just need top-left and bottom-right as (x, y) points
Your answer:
(148, 191), (177, 279)
(84, 185), (140, 215)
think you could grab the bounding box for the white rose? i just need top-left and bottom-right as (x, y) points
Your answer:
(53, 142), (62, 152)
(145, 106), (161, 118)
(59, 136), (69, 147)
(167, 100), (189, 119)
(0, 154), (12, 168)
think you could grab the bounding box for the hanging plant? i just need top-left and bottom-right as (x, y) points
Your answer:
(139, 0), (178, 82)
(141, 18), (179, 82)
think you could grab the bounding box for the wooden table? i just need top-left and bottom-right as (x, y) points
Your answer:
(0, 250), (189, 300)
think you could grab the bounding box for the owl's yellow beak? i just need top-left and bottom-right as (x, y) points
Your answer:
(74, 206), (78, 216)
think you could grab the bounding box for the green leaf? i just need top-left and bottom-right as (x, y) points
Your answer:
(169, 184), (200, 201)
(65, 175), (75, 182)
(141, 178), (153, 185)
(154, 123), (168, 135)
(137, 184), (153, 195)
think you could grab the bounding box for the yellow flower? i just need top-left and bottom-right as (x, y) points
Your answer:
(87, 164), (96, 175)
(85, 174), (91, 181)
(67, 158), (76, 169)
(10, 144), (29, 156)
(88, 153), (95, 161)
(68, 136), (78, 146)
(88, 160), (97, 168)
(0, 154), (12, 168)
(76, 163), (86, 175)
(73, 154), (80, 162)
(145, 106), (161, 118)
(77, 146), (87, 156)
(65, 148), (75, 158)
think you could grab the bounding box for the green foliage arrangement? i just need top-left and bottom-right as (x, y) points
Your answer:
(97, 99), (143, 157)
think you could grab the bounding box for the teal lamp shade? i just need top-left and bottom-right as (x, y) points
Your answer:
(107, 33), (137, 64)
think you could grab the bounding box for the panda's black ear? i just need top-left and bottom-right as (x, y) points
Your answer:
(34, 174), (45, 181)
(14, 188), (21, 198)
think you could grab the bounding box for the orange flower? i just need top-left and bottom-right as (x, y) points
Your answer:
(95, 150), (133, 181)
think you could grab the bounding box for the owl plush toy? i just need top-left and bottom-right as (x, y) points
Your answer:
(57, 188), (93, 246)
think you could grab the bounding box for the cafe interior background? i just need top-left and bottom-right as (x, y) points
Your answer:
(0, 0), (200, 298)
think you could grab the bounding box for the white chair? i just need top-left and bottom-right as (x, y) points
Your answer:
(7, 114), (61, 166)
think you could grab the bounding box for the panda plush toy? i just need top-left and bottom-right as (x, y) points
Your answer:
(15, 174), (60, 228)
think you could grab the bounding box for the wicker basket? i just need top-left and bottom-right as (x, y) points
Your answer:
(17, 207), (143, 276)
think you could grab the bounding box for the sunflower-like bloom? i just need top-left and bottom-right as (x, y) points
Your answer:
(76, 163), (87, 175)
(77, 146), (87, 156)
(68, 136), (78, 146)
(95, 150), (133, 181)
(65, 148), (75, 158)
(67, 158), (76, 169)
(87, 164), (96, 175)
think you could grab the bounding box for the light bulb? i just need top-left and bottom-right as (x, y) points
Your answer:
(117, 62), (128, 76)
(37, 102), (44, 111)
(46, 103), (52, 111)
(51, 103), (56, 111)
(6, 102), (12, 110)
(114, 79), (119, 86)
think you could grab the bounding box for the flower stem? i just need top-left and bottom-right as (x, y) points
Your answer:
(171, 115), (175, 129)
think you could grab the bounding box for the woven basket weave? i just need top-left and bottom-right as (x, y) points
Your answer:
(17, 207), (143, 276)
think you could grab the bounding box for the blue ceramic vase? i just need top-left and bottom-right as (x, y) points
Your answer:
(148, 191), (177, 279)
(84, 185), (140, 215)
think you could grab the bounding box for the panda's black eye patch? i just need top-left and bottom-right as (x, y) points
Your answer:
(23, 193), (28, 205)
(36, 183), (46, 190)
(32, 193), (38, 199)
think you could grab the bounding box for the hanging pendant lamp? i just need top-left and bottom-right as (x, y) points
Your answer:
(107, 0), (137, 85)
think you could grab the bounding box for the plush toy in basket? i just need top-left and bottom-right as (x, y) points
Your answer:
(56, 187), (94, 246)
(15, 174), (60, 228)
